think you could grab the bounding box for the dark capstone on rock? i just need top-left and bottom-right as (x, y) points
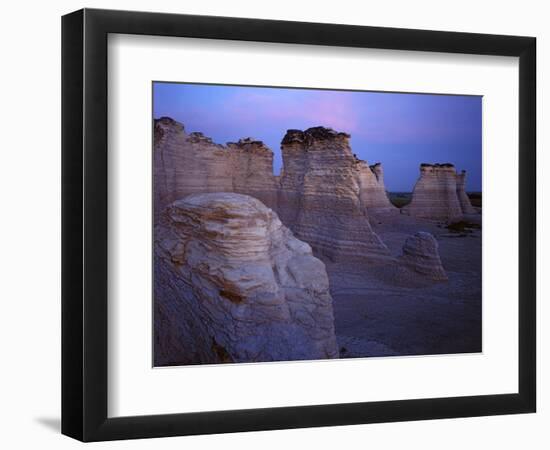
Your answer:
(154, 117), (184, 142)
(187, 131), (218, 145)
(420, 162), (455, 169)
(226, 137), (271, 153)
(281, 126), (351, 146)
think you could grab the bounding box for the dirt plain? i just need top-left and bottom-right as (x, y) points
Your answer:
(328, 205), (482, 359)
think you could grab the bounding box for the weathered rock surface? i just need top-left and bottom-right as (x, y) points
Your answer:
(402, 163), (464, 222)
(357, 161), (397, 214)
(456, 170), (476, 214)
(399, 232), (448, 281)
(154, 118), (278, 217)
(154, 119), (391, 262)
(227, 138), (279, 210)
(154, 192), (339, 365)
(154, 118), (231, 218)
(278, 127), (390, 261)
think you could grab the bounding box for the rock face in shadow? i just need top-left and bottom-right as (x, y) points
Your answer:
(154, 192), (339, 365)
(153, 118), (278, 218)
(357, 161), (397, 214)
(399, 232), (448, 281)
(278, 127), (390, 261)
(456, 170), (476, 214)
(402, 163), (464, 222)
(227, 138), (279, 210)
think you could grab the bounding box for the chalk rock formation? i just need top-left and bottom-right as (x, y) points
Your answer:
(400, 232), (448, 281)
(456, 170), (476, 214)
(154, 192), (339, 365)
(357, 161), (397, 214)
(153, 118), (278, 217)
(227, 138), (279, 209)
(154, 119), (394, 261)
(402, 164), (464, 222)
(154, 118), (231, 217)
(278, 127), (390, 261)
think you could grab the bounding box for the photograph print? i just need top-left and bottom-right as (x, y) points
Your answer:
(153, 82), (482, 367)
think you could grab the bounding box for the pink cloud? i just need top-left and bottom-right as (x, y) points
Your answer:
(223, 90), (360, 134)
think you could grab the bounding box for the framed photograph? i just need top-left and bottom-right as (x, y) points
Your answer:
(62, 8), (536, 442)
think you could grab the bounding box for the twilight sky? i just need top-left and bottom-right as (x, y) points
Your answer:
(153, 82), (482, 192)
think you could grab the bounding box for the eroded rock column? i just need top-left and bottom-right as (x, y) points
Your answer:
(278, 127), (389, 262)
(402, 163), (463, 222)
(227, 138), (278, 210)
(357, 161), (397, 214)
(153, 118), (233, 218)
(456, 170), (476, 214)
(154, 118), (279, 217)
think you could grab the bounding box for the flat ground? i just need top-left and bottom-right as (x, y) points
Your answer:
(326, 211), (482, 358)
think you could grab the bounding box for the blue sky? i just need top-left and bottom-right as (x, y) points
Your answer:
(153, 82), (482, 192)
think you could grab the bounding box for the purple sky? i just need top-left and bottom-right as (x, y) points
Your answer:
(153, 82), (482, 192)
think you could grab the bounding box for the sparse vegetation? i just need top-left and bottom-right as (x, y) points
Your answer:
(468, 192), (482, 207)
(446, 220), (481, 233)
(389, 192), (412, 208)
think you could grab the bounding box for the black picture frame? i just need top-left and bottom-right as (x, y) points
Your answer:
(62, 8), (536, 442)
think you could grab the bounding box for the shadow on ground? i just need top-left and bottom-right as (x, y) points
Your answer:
(35, 417), (61, 433)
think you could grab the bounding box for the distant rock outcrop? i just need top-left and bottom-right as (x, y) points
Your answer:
(157, 119), (500, 262)
(357, 161), (397, 214)
(154, 192), (339, 365)
(399, 232), (448, 281)
(153, 118), (278, 217)
(456, 170), (476, 214)
(402, 163), (464, 222)
(278, 127), (390, 261)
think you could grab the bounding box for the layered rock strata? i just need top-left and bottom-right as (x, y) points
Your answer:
(154, 118), (231, 218)
(399, 232), (448, 281)
(154, 119), (394, 261)
(402, 163), (464, 222)
(153, 118), (278, 217)
(154, 192), (339, 365)
(456, 170), (476, 214)
(357, 161), (397, 214)
(278, 127), (389, 261)
(227, 138), (279, 210)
